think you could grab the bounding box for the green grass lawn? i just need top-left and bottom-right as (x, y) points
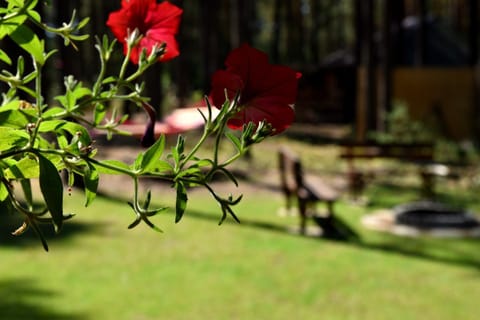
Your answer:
(2, 137), (480, 319)
(1, 181), (480, 320)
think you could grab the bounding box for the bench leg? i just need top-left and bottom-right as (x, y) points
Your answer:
(297, 199), (308, 235)
(348, 170), (366, 199)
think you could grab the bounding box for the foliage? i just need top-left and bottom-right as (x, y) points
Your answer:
(368, 101), (435, 144)
(0, 0), (298, 250)
(368, 101), (480, 164)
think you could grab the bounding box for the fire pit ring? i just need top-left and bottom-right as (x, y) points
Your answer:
(361, 201), (480, 238)
(394, 201), (480, 230)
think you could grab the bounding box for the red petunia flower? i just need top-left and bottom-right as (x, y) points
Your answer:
(210, 44), (301, 135)
(107, 0), (182, 64)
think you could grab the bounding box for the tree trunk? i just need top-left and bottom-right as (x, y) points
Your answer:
(271, 0), (283, 63)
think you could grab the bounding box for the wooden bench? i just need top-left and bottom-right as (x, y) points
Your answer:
(278, 146), (358, 240)
(339, 141), (435, 198)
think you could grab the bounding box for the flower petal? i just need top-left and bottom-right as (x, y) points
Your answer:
(210, 70), (244, 107)
(209, 44), (300, 135)
(106, 0), (182, 64)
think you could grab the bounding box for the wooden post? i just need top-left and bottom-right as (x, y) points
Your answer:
(357, 0), (376, 140)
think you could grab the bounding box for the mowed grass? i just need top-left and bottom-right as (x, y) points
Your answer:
(1, 188), (480, 320)
(1, 137), (480, 319)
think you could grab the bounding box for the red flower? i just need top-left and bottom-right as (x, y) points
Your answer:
(210, 44), (301, 135)
(107, 0), (182, 64)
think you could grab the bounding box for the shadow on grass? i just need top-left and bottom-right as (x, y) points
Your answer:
(0, 210), (105, 250)
(81, 191), (480, 272)
(0, 279), (88, 319)
(184, 207), (480, 271)
(358, 235), (480, 271)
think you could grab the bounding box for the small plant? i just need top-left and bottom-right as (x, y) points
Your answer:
(368, 100), (479, 163)
(0, 0), (300, 250)
(368, 101), (435, 144)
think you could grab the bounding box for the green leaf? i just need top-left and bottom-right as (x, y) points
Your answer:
(76, 16), (90, 29)
(93, 103), (107, 125)
(0, 100), (20, 110)
(195, 159), (214, 168)
(9, 24), (45, 65)
(37, 119), (65, 132)
(83, 164), (99, 207)
(0, 48), (12, 65)
(51, 121), (92, 149)
(176, 167), (203, 179)
(170, 135), (185, 165)
(38, 153), (64, 232)
(0, 15), (27, 39)
(175, 181), (188, 223)
(3, 157), (39, 179)
(42, 107), (65, 118)
(0, 108), (37, 128)
(27, 9), (41, 23)
(56, 134), (68, 149)
(139, 135), (165, 173)
(0, 181), (8, 202)
(28, 0), (40, 9)
(226, 132), (242, 151)
(3, 153), (63, 181)
(0, 127), (29, 152)
(148, 160), (173, 173)
(9, 0), (26, 7)
(72, 86), (91, 100)
(101, 76), (116, 84)
(132, 153), (143, 172)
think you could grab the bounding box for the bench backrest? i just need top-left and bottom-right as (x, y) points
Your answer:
(278, 146), (301, 196)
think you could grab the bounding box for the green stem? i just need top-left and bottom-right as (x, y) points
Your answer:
(179, 128), (210, 170)
(0, 177), (46, 217)
(26, 60), (44, 147)
(118, 44), (133, 81)
(85, 157), (137, 178)
(92, 49), (107, 97)
(213, 121), (227, 165)
(220, 148), (247, 167)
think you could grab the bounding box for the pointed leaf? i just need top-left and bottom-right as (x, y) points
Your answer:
(83, 164), (99, 207)
(0, 15), (27, 39)
(225, 132), (242, 151)
(9, 24), (45, 65)
(38, 153), (64, 232)
(0, 127), (29, 152)
(4, 157), (39, 179)
(0, 48), (12, 65)
(140, 134), (165, 173)
(0, 181), (8, 202)
(149, 160), (174, 173)
(175, 181), (188, 223)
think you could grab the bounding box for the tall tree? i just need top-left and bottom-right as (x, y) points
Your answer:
(271, 0), (283, 63)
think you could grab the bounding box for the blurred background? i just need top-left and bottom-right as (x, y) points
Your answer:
(2, 1), (480, 319)
(3, 0), (479, 145)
